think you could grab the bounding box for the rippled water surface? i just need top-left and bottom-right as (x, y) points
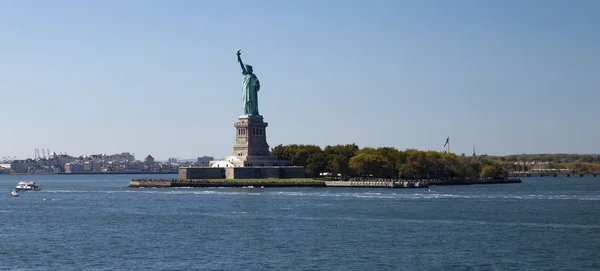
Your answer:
(1, 175), (599, 270)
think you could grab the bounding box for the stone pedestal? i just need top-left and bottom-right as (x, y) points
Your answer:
(228, 116), (294, 167)
(233, 116), (270, 157)
(199, 115), (304, 179)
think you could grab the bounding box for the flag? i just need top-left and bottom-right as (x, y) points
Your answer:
(443, 137), (449, 147)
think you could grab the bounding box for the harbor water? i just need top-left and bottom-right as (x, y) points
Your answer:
(1, 174), (599, 270)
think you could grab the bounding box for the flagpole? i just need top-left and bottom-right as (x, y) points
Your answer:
(443, 137), (450, 153)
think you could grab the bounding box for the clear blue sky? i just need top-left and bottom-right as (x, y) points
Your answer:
(1, 0), (599, 160)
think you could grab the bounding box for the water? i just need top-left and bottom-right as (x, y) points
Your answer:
(1, 175), (599, 270)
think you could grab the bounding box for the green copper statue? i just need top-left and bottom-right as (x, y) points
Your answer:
(236, 49), (261, 118)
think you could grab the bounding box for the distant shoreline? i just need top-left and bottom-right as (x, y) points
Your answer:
(5, 172), (178, 175)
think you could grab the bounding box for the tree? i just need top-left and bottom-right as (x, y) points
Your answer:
(271, 144), (296, 161)
(271, 143), (538, 180)
(324, 144), (359, 160)
(400, 151), (433, 179)
(324, 144), (359, 178)
(480, 164), (507, 179)
(292, 145), (322, 166)
(349, 153), (388, 177)
(305, 151), (327, 178)
(347, 147), (402, 178)
(271, 144), (326, 177)
(375, 147), (403, 177)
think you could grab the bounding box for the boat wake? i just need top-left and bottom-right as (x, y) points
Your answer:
(30, 189), (600, 201)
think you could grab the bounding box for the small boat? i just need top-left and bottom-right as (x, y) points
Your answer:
(15, 181), (41, 191)
(11, 190), (19, 197)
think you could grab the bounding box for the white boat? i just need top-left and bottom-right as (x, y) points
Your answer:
(11, 190), (19, 197)
(15, 181), (41, 191)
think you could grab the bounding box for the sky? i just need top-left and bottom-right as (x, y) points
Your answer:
(0, 0), (599, 160)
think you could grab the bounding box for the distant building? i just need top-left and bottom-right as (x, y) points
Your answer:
(210, 156), (239, 167)
(82, 161), (103, 172)
(168, 157), (178, 163)
(144, 155), (155, 166)
(55, 155), (74, 170)
(28, 165), (60, 174)
(10, 160), (31, 173)
(83, 161), (93, 172)
(197, 156), (214, 166)
(105, 152), (136, 162)
(65, 163), (85, 173)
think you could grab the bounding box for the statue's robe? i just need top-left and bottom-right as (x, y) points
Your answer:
(242, 72), (260, 116)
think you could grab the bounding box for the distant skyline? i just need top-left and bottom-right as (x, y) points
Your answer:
(1, 0), (599, 160)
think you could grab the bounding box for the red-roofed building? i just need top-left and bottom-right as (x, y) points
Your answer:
(144, 155), (155, 166)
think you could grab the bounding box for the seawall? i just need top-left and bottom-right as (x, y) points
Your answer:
(509, 173), (597, 178)
(130, 177), (521, 188)
(178, 166), (305, 179)
(130, 178), (325, 188)
(428, 178), (522, 186)
(325, 180), (428, 188)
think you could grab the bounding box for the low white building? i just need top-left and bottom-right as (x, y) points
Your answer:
(210, 156), (241, 167)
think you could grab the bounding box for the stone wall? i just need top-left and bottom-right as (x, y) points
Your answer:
(226, 166), (305, 179)
(179, 166), (305, 179)
(225, 168), (235, 179)
(178, 167), (225, 179)
(130, 180), (172, 187)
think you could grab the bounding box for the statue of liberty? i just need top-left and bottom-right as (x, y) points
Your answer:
(236, 49), (260, 117)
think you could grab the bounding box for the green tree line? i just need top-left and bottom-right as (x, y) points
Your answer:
(270, 144), (508, 179)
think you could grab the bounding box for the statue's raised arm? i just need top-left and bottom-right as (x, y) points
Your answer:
(236, 49), (261, 117)
(236, 49), (247, 74)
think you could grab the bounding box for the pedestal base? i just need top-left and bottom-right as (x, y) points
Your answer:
(203, 115), (302, 178)
(233, 116), (270, 157)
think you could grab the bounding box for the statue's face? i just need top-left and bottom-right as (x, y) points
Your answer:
(246, 65), (253, 73)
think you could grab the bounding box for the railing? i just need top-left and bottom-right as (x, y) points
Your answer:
(325, 177), (429, 188)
